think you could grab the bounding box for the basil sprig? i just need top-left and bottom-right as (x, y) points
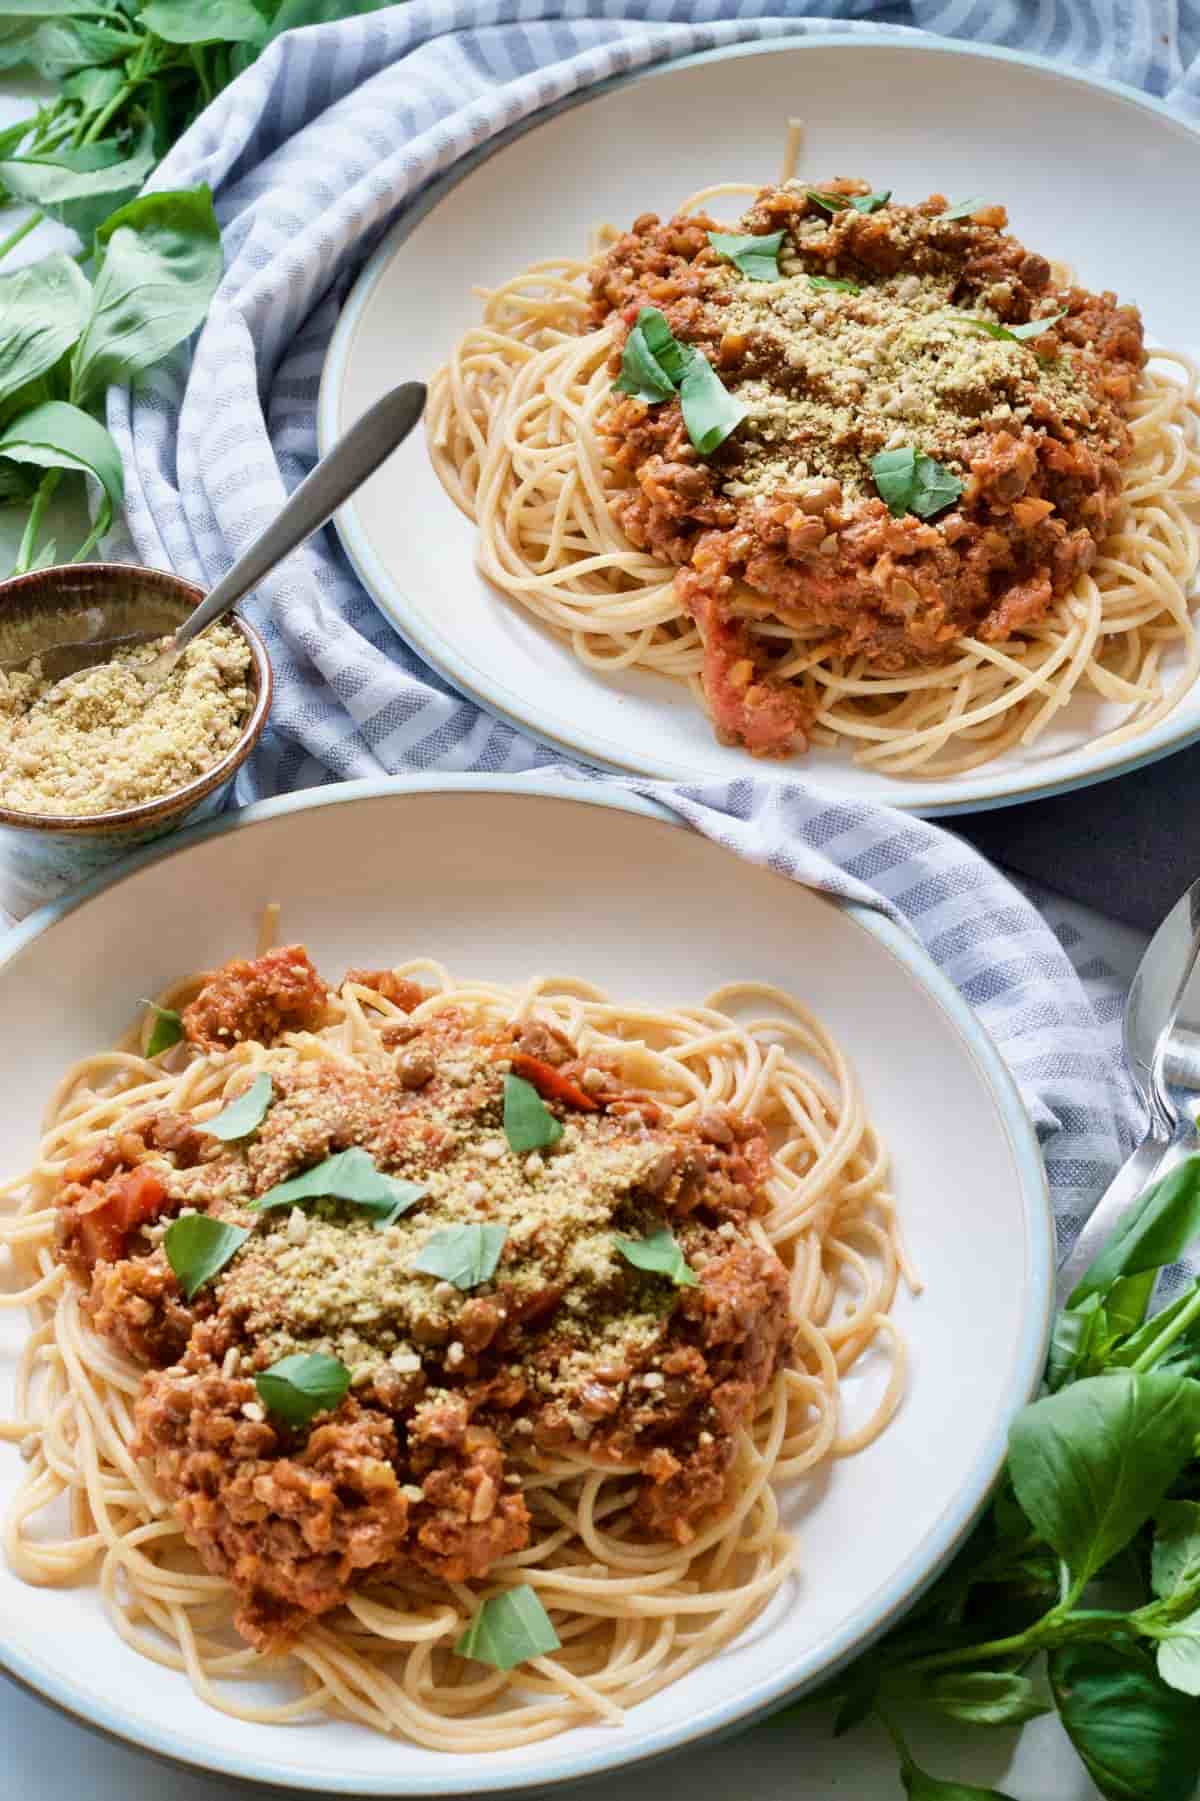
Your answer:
(503, 1074), (563, 1154)
(941, 195), (986, 221)
(870, 446), (963, 521)
(142, 1000), (184, 1057)
(255, 1352), (350, 1429)
(613, 306), (691, 404)
(412, 1223), (508, 1291)
(250, 1147), (426, 1229)
(163, 1214), (249, 1300)
(803, 1150), (1200, 1800)
(809, 275), (861, 296)
(612, 306), (745, 458)
(679, 354), (747, 458)
(454, 1585), (561, 1670)
(962, 307), (1068, 346)
(613, 1226), (698, 1288)
(204, 1072), (274, 1142)
(706, 228), (785, 282)
(805, 189), (849, 214)
(805, 189), (890, 217)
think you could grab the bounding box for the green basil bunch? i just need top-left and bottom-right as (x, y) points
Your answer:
(780, 1155), (1200, 1801)
(0, 1), (394, 572)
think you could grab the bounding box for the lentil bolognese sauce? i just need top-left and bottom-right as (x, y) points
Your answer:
(428, 161), (1200, 776)
(1, 932), (909, 1747)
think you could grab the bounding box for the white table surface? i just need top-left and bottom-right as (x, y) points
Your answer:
(0, 75), (1153, 1801)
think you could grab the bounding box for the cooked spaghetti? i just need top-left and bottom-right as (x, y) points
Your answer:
(0, 940), (909, 1748)
(428, 171), (1200, 777)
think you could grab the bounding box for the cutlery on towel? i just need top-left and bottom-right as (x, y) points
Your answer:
(2, 381), (427, 688)
(1056, 877), (1200, 1305)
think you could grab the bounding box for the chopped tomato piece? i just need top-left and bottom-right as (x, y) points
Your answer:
(509, 1053), (600, 1112)
(74, 1167), (168, 1270)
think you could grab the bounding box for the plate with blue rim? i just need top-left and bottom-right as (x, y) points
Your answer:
(0, 772), (1051, 1793)
(321, 33), (1200, 817)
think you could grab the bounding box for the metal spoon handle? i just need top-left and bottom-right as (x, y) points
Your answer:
(174, 381), (426, 651)
(1054, 1128), (1184, 1308)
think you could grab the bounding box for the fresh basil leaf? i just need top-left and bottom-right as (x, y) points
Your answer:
(637, 307), (692, 384)
(251, 1146), (426, 1221)
(0, 117), (155, 238)
(850, 190), (891, 214)
(1070, 1158), (1200, 1306)
(0, 400), (123, 549)
(411, 1223), (507, 1292)
(0, 254), (90, 412)
(1112, 1280), (1200, 1371)
(163, 1214), (249, 1300)
(503, 1072), (563, 1154)
(1158, 1617), (1200, 1699)
(613, 1225), (698, 1288)
(204, 1072), (274, 1142)
(920, 1670), (1050, 1727)
(870, 446), (962, 521)
(26, 18), (133, 81)
(805, 189), (850, 214)
(1106, 1271), (1158, 1340)
(1008, 1370), (1200, 1595)
(679, 352), (744, 457)
(942, 196), (985, 222)
(1152, 1501), (1200, 1600)
(706, 228), (784, 282)
(0, 1), (108, 16)
(0, 28), (37, 74)
(809, 275), (861, 295)
(70, 186), (222, 409)
(871, 445), (917, 515)
(255, 1351), (350, 1428)
(142, 1000), (183, 1056)
(454, 1584), (561, 1670)
(61, 65), (125, 112)
(911, 455), (964, 519)
(963, 307), (1068, 347)
(0, 112), (34, 158)
(141, 0), (268, 45)
(1046, 1292), (1107, 1391)
(613, 319), (675, 404)
(613, 306), (692, 406)
(901, 1759), (1016, 1801)
(1050, 1643), (1200, 1801)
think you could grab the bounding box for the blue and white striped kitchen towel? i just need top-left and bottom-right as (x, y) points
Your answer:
(101, 0), (1188, 1248)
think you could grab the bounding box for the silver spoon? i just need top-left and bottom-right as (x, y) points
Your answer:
(13, 381), (426, 688)
(1055, 877), (1200, 1305)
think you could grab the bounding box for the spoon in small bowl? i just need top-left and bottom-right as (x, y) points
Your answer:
(1055, 876), (1200, 1305)
(10, 380), (427, 689)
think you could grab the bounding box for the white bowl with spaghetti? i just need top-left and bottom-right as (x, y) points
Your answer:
(0, 774), (1050, 1795)
(321, 35), (1200, 816)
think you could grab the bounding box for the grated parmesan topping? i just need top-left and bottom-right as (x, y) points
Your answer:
(712, 261), (1086, 502)
(0, 623), (252, 816)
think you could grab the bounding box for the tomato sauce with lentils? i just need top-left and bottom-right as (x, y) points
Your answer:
(590, 181), (1144, 755)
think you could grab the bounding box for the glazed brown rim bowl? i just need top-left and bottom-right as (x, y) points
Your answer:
(0, 563), (272, 839)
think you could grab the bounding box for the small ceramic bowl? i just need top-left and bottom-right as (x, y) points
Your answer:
(0, 563), (272, 917)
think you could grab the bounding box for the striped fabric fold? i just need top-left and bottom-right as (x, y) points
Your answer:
(101, 0), (1182, 1247)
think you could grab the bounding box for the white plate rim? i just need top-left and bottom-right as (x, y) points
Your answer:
(319, 31), (1200, 820)
(0, 771), (1054, 1794)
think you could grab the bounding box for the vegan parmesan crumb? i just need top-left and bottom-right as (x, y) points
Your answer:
(0, 622), (252, 816)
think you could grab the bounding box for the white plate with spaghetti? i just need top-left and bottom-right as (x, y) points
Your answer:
(0, 774), (1050, 1794)
(320, 35), (1200, 816)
